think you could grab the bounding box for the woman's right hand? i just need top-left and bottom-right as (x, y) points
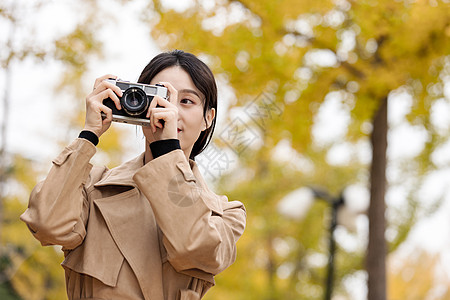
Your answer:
(83, 74), (123, 138)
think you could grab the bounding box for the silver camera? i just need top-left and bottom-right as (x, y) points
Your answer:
(102, 79), (169, 126)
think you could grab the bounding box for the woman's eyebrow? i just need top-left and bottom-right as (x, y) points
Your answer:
(178, 88), (201, 98)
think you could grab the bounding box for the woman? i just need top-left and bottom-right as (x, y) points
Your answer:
(21, 50), (246, 300)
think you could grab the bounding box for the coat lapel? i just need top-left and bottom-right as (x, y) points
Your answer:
(91, 152), (222, 299)
(93, 152), (164, 300)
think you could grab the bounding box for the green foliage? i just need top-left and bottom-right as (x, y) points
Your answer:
(146, 0), (450, 298)
(0, 281), (21, 300)
(388, 250), (450, 299)
(1, 1), (126, 298)
(54, 24), (103, 96)
(1, 0), (449, 298)
(1, 156), (66, 300)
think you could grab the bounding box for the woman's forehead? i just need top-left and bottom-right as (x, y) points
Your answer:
(151, 67), (193, 87)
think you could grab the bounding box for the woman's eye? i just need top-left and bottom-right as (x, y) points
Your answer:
(181, 98), (194, 104)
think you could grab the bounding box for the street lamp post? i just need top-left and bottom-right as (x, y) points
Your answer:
(310, 188), (345, 300)
(278, 185), (366, 300)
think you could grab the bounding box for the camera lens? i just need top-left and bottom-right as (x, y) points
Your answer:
(121, 87), (148, 116)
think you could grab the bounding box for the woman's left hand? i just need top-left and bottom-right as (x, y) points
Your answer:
(146, 82), (179, 141)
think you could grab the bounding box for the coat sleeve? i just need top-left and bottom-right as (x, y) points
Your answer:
(20, 138), (96, 249)
(133, 149), (246, 276)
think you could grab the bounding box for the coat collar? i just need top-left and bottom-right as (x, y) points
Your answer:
(94, 153), (146, 187)
(94, 152), (204, 189)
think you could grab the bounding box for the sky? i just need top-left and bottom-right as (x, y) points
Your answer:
(0, 0), (159, 162)
(2, 0), (450, 297)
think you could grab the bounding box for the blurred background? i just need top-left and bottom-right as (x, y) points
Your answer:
(1, 0), (450, 299)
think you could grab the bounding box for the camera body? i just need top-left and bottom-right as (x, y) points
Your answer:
(102, 79), (169, 126)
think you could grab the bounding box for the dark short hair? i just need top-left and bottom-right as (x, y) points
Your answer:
(138, 50), (217, 160)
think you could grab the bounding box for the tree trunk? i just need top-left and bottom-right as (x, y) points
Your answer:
(367, 97), (388, 300)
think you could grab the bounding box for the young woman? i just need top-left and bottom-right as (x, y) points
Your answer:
(21, 50), (246, 300)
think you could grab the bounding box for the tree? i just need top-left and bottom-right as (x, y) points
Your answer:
(1, 2), (51, 297)
(0, 0), (47, 244)
(0, 0), (127, 298)
(144, 0), (450, 299)
(1, 155), (66, 300)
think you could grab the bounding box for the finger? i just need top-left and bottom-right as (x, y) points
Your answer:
(157, 82), (178, 105)
(152, 112), (168, 130)
(94, 74), (117, 90)
(148, 103), (157, 132)
(93, 79), (123, 98)
(153, 114), (163, 130)
(157, 95), (176, 108)
(152, 109), (178, 131)
(149, 108), (168, 132)
(147, 105), (177, 124)
(96, 89), (122, 110)
(100, 106), (113, 124)
(146, 95), (169, 118)
(101, 79), (123, 98)
(150, 110), (157, 133)
(91, 83), (122, 111)
(147, 97), (157, 118)
(150, 108), (165, 132)
(152, 111), (172, 123)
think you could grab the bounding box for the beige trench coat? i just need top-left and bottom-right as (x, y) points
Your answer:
(20, 138), (246, 300)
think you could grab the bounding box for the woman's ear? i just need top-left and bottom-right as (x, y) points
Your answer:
(203, 108), (216, 131)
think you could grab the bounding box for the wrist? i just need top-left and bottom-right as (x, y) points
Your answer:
(83, 125), (102, 137)
(79, 130), (99, 146)
(150, 139), (180, 158)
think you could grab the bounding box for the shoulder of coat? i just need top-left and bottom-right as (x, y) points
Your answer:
(85, 165), (109, 193)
